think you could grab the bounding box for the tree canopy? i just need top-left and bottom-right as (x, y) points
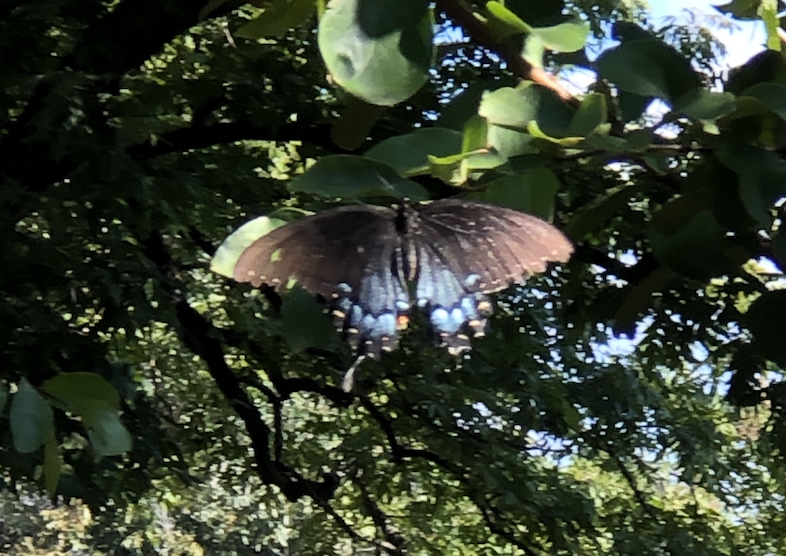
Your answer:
(3, 0), (786, 554)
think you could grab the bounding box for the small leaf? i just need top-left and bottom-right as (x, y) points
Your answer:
(485, 1), (529, 40)
(745, 290), (786, 367)
(567, 93), (607, 137)
(479, 84), (573, 136)
(470, 167), (561, 219)
(282, 287), (335, 352)
(10, 379), (54, 453)
(82, 406), (133, 457)
(331, 97), (385, 151)
(581, 127), (653, 153)
(288, 155), (429, 200)
(427, 117), (494, 184)
(487, 124), (538, 158)
(613, 266), (676, 336)
(0, 381), (8, 414)
(714, 0), (763, 19)
(212, 214), (293, 278)
(364, 128), (462, 175)
(649, 192), (748, 280)
(566, 183), (640, 240)
(742, 82), (786, 121)
(761, 1), (781, 52)
(42, 373), (133, 458)
(44, 429), (62, 496)
(236, 0), (315, 39)
(717, 147), (786, 226)
(530, 19), (589, 53)
(677, 90), (737, 121)
(42, 372), (121, 413)
(597, 39), (702, 104)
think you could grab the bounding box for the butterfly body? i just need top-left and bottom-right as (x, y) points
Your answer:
(233, 199), (572, 356)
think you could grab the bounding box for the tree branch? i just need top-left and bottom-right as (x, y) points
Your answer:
(319, 503), (404, 555)
(127, 121), (337, 160)
(434, 0), (577, 105)
(359, 394), (545, 556)
(356, 474), (408, 554)
(140, 231), (340, 504)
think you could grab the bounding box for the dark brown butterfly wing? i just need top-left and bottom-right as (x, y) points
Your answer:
(233, 205), (411, 354)
(409, 199), (573, 353)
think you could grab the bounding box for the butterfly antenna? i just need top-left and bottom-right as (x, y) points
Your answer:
(342, 354), (367, 393)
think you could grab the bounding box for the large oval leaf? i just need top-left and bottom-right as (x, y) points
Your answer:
(288, 155), (429, 200)
(10, 379), (53, 453)
(318, 0), (434, 106)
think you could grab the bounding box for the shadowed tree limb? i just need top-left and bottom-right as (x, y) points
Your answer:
(140, 231), (341, 503)
(358, 394), (544, 556)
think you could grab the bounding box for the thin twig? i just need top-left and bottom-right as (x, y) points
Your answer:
(434, 0), (577, 104)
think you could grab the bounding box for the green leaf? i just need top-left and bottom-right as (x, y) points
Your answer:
(10, 379), (54, 453)
(566, 183), (640, 240)
(211, 214), (293, 279)
(282, 287), (336, 352)
(236, 0), (316, 39)
(567, 93), (607, 137)
(83, 406), (133, 457)
(469, 167), (561, 219)
(614, 266), (676, 336)
(742, 82), (786, 121)
(487, 125), (538, 159)
(745, 290), (786, 367)
(364, 128), (462, 175)
(617, 91), (653, 123)
(331, 97), (386, 151)
(42, 373), (132, 458)
(581, 127), (653, 153)
(717, 147), (786, 225)
(485, 1), (530, 40)
(761, 0), (781, 51)
(318, 0), (433, 106)
(198, 0), (232, 20)
(726, 50), (786, 94)
(714, 0), (763, 19)
(676, 90), (737, 121)
(597, 39), (702, 104)
(44, 429), (62, 496)
(649, 191), (748, 280)
(530, 19), (590, 53)
(42, 372), (121, 413)
(479, 84), (574, 137)
(288, 155), (429, 200)
(0, 381), (7, 415)
(462, 115), (487, 153)
(426, 116), (499, 184)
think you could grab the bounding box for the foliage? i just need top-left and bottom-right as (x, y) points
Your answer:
(2, 0), (786, 555)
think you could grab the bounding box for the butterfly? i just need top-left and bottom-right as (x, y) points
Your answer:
(231, 198), (573, 357)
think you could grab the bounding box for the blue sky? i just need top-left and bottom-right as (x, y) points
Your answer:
(653, 0), (767, 66)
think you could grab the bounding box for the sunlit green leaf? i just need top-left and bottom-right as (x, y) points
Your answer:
(288, 155), (429, 200)
(318, 0), (433, 105)
(236, 0), (315, 38)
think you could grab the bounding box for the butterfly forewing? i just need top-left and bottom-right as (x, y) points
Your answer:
(409, 199), (573, 352)
(415, 199), (573, 291)
(233, 205), (411, 354)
